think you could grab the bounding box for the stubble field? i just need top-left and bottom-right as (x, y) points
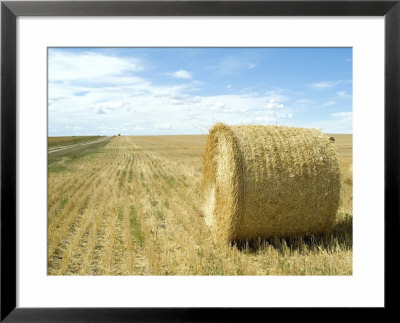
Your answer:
(48, 134), (352, 275)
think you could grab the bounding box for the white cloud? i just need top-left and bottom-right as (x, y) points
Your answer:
(302, 111), (352, 133)
(211, 57), (257, 75)
(322, 101), (336, 107)
(311, 81), (337, 89)
(254, 110), (292, 124)
(49, 51), (332, 136)
(156, 123), (173, 130)
(94, 100), (130, 111)
(266, 98), (284, 109)
(167, 69), (192, 79)
(265, 90), (290, 103)
(201, 93), (287, 114)
(169, 98), (185, 105)
(335, 91), (352, 99)
(49, 51), (142, 82)
(311, 80), (352, 90)
(332, 112), (352, 118)
(256, 115), (275, 122)
(169, 95), (201, 105)
(49, 72), (296, 135)
(295, 99), (314, 107)
(276, 112), (293, 119)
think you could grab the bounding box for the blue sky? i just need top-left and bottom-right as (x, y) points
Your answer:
(48, 48), (352, 136)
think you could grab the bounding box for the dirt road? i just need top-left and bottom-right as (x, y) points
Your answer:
(48, 136), (111, 154)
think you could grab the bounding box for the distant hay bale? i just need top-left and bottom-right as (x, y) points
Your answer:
(201, 123), (341, 243)
(329, 136), (335, 143)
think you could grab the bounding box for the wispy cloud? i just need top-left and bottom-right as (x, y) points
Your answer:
(156, 123), (173, 130)
(48, 48), (352, 135)
(265, 98), (284, 109)
(311, 81), (337, 89)
(336, 91), (352, 99)
(49, 50), (142, 82)
(295, 99), (314, 107)
(167, 69), (192, 79)
(264, 90), (290, 103)
(332, 112), (352, 118)
(211, 56), (256, 75)
(311, 80), (352, 90)
(322, 101), (336, 107)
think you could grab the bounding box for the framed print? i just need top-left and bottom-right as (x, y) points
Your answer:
(1, 0), (399, 321)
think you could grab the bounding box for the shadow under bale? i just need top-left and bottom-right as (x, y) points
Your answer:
(234, 213), (352, 254)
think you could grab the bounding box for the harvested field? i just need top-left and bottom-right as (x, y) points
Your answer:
(48, 134), (352, 275)
(48, 136), (106, 148)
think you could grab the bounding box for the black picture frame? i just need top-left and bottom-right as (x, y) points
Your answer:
(1, 0), (399, 321)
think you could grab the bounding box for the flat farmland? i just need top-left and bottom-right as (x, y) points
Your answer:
(48, 134), (352, 275)
(48, 135), (106, 148)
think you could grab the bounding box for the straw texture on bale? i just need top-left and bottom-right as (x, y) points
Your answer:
(202, 123), (341, 243)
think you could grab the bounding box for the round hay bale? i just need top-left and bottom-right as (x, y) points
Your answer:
(201, 123), (341, 243)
